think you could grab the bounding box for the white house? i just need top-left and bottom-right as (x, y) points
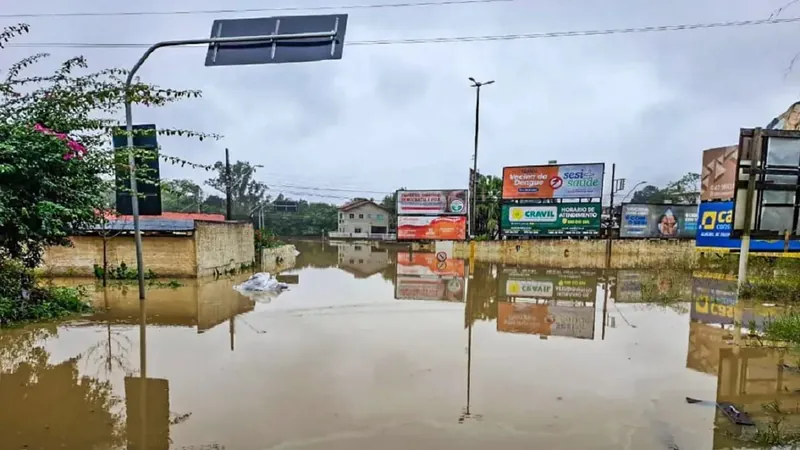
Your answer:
(330, 199), (394, 240)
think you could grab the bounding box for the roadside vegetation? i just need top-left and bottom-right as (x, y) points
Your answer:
(0, 23), (211, 325)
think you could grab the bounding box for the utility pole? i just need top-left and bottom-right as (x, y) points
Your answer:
(606, 163), (616, 268)
(225, 148), (233, 221)
(468, 77), (495, 238)
(737, 128), (763, 289)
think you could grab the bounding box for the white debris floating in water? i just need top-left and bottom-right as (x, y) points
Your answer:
(234, 272), (289, 292)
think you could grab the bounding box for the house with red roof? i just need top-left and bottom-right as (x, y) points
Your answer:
(331, 199), (394, 240)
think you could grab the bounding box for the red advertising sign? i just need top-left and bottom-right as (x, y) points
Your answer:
(397, 216), (467, 241)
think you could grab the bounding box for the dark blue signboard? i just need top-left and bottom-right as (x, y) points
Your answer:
(696, 201), (800, 251)
(113, 124), (162, 216)
(205, 14), (348, 67)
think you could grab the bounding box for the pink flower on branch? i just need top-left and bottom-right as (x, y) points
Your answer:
(33, 123), (88, 161)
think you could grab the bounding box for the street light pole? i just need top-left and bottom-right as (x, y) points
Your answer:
(123, 29), (338, 300)
(468, 77), (494, 238)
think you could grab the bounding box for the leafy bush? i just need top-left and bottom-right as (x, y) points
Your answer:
(92, 261), (156, 280)
(0, 259), (91, 325)
(255, 229), (283, 251)
(740, 278), (800, 303)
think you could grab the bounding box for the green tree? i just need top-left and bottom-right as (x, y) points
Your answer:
(474, 174), (502, 238)
(262, 198), (338, 236)
(205, 160), (268, 218)
(630, 172), (700, 204)
(0, 24), (214, 302)
(161, 178), (203, 212)
(379, 187), (405, 229)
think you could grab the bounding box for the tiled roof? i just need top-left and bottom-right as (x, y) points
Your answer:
(101, 211), (225, 222)
(89, 217), (196, 232)
(339, 199), (390, 213)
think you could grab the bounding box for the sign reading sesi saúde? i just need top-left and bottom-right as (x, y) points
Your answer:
(396, 190), (468, 216)
(501, 203), (601, 236)
(502, 163), (604, 199)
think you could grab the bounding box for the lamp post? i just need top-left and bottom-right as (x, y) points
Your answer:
(468, 77), (494, 238)
(620, 181), (648, 204)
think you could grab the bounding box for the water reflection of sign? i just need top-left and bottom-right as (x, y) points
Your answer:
(497, 302), (595, 339)
(125, 377), (170, 450)
(690, 273), (777, 328)
(394, 276), (466, 302)
(498, 268), (598, 301)
(397, 252), (465, 278)
(615, 270), (643, 302)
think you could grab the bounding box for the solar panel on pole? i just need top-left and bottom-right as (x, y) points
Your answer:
(205, 14), (348, 67)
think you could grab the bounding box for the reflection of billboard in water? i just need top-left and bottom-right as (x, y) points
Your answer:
(620, 204), (698, 239)
(498, 267), (598, 301)
(615, 270), (643, 302)
(396, 252), (465, 278)
(497, 302), (595, 339)
(394, 276), (465, 302)
(690, 272), (779, 329)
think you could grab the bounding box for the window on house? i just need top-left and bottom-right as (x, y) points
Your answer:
(377, 214), (384, 220)
(358, 259), (364, 264)
(367, 214), (372, 218)
(354, 227), (362, 233)
(350, 259), (355, 264)
(339, 212), (343, 219)
(349, 213), (355, 219)
(354, 245), (362, 251)
(359, 214), (364, 219)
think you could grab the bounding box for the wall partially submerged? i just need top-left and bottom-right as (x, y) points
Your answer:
(260, 244), (298, 273)
(194, 221), (255, 277)
(42, 220), (255, 278)
(41, 234), (197, 277)
(453, 239), (698, 269)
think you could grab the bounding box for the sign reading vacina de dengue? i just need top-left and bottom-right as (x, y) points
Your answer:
(501, 203), (602, 236)
(502, 164), (604, 200)
(396, 190), (468, 216)
(696, 201), (800, 251)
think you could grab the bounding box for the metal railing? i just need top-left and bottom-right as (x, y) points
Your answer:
(328, 232), (396, 241)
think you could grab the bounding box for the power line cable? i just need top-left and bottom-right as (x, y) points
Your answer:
(7, 16), (800, 50)
(0, 0), (512, 19)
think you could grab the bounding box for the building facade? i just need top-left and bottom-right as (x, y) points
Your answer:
(330, 200), (394, 240)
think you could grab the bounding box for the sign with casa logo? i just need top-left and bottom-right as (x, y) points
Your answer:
(501, 203), (601, 236)
(696, 201), (800, 251)
(396, 189), (468, 216)
(502, 163), (605, 200)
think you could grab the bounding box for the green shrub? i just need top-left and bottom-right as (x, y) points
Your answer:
(92, 261), (157, 280)
(0, 259), (91, 326)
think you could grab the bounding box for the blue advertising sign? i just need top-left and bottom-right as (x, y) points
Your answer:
(696, 201), (800, 251)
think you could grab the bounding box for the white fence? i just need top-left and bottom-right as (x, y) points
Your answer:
(328, 232), (396, 241)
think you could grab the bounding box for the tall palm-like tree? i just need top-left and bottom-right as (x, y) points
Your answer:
(474, 175), (502, 238)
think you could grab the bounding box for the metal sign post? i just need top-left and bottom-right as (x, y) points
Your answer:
(123, 14), (348, 299)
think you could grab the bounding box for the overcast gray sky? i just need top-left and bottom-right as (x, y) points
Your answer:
(2, 0), (799, 204)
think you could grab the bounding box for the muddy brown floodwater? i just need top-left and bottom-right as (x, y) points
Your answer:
(0, 241), (796, 449)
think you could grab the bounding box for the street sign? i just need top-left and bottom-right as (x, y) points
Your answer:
(112, 124), (162, 216)
(205, 14), (348, 67)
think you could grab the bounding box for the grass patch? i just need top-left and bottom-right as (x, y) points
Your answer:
(93, 261), (157, 280)
(740, 278), (800, 303)
(763, 312), (800, 345)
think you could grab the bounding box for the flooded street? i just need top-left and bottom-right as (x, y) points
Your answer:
(0, 241), (795, 449)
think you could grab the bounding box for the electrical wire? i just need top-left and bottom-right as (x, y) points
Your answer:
(7, 16), (800, 50)
(0, 0), (512, 19)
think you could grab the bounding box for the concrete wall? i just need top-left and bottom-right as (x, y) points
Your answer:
(453, 239), (698, 269)
(195, 221), (255, 277)
(42, 234), (197, 277)
(260, 244), (298, 273)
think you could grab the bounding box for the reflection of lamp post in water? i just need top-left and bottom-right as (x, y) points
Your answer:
(460, 285), (474, 423)
(139, 300), (148, 450)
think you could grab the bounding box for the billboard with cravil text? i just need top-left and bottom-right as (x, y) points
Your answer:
(619, 204), (698, 238)
(396, 190), (468, 216)
(502, 163), (604, 200)
(501, 203), (601, 237)
(397, 216), (466, 241)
